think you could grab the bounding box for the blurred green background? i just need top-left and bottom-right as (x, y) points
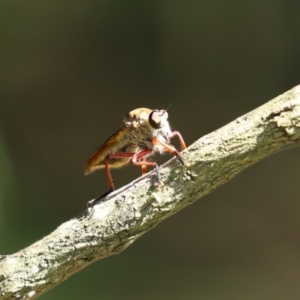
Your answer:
(1, 1), (300, 299)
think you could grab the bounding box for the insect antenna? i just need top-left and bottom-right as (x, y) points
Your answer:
(166, 103), (173, 111)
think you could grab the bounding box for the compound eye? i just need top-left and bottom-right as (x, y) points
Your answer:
(149, 110), (167, 129)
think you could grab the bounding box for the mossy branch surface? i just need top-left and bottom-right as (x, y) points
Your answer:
(1, 85), (300, 299)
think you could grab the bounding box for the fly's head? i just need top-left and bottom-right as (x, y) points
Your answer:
(148, 109), (171, 136)
(124, 108), (152, 128)
(125, 107), (170, 130)
(124, 108), (172, 147)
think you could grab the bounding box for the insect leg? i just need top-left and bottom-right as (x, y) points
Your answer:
(108, 152), (137, 158)
(106, 152), (137, 190)
(167, 130), (187, 150)
(131, 149), (161, 182)
(108, 149), (161, 182)
(109, 150), (153, 165)
(152, 137), (185, 166)
(85, 158), (115, 209)
(141, 157), (147, 175)
(105, 158), (115, 191)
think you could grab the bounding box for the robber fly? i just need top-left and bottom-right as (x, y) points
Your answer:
(84, 107), (187, 192)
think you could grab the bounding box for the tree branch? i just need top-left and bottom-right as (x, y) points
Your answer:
(1, 85), (300, 300)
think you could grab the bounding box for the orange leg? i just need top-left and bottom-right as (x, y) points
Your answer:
(130, 149), (161, 181)
(104, 158), (115, 191)
(88, 151), (151, 206)
(167, 131), (187, 149)
(87, 162), (115, 207)
(141, 157), (148, 175)
(109, 149), (154, 169)
(107, 150), (154, 190)
(106, 152), (136, 191)
(130, 149), (156, 169)
(152, 137), (185, 166)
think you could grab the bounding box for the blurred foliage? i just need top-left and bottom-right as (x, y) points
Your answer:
(0, 0), (300, 299)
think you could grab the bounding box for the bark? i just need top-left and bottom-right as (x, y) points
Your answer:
(1, 85), (300, 300)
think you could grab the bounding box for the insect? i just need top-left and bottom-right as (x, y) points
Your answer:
(84, 107), (187, 192)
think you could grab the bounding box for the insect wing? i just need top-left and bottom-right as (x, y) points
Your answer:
(85, 127), (138, 175)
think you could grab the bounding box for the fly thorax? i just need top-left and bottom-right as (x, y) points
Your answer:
(125, 119), (154, 148)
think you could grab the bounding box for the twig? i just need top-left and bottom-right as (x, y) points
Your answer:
(1, 85), (300, 300)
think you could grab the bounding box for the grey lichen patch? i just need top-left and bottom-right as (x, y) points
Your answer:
(273, 110), (300, 139)
(151, 192), (163, 204)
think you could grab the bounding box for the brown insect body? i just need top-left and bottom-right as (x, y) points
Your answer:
(85, 107), (186, 191)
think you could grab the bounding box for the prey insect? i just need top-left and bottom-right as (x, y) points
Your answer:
(84, 107), (187, 193)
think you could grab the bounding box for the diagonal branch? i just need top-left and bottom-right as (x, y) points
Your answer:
(1, 85), (300, 300)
